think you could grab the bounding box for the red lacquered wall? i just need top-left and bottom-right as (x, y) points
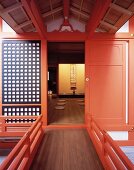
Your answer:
(85, 40), (127, 125)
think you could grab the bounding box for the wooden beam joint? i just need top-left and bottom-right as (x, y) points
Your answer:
(21, 0), (47, 38)
(86, 0), (112, 37)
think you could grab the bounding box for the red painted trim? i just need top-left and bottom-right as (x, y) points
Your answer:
(128, 40), (134, 125)
(47, 32), (87, 41)
(41, 40), (48, 125)
(85, 40), (90, 123)
(92, 33), (134, 40)
(101, 125), (134, 131)
(129, 16), (134, 32)
(0, 32), (40, 39)
(116, 140), (134, 146)
(128, 131), (134, 140)
(86, 0), (112, 37)
(0, 17), (2, 32)
(21, 0), (47, 38)
(1, 32), (134, 41)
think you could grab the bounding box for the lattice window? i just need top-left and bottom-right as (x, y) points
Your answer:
(2, 40), (41, 104)
(2, 106), (41, 116)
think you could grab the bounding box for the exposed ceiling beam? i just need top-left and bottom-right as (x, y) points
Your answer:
(15, 20), (33, 30)
(72, 2), (88, 13)
(100, 20), (118, 30)
(42, 6), (63, 18)
(70, 7), (89, 19)
(86, 0), (112, 37)
(26, 27), (36, 32)
(109, 2), (134, 33)
(15, 7), (63, 30)
(0, 2), (22, 14)
(96, 28), (107, 32)
(78, 0), (84, 20)
(0, 4), (24, 33)
(21, 0), (47, 38)
(49, 0), (54, 20)
(63, 0), (70, 19)
(110, 3), (133, 15)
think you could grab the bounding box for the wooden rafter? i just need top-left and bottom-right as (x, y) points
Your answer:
(49, 0), (54, 20)
(0, 2), (22, 14)
(96, 27), (107, 32)
(15, 20), (33, 30)
(109, 2), (134, 33)
(86, 0), (112, 37)
(78, 0), (84, 21)
(110, 3), (133, 16)
(42, 6), (63, 18)
(100, 20), (118, 30)
(70, 7), (89, 19)
(72, 2), (81, 8)
(21, 0), (47, 38)
(0, 4), (24, 33)
(14, 6), (63, 30)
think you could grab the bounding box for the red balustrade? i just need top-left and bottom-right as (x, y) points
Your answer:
(0, 115), (43, 170)
(86, 115), (134, 170)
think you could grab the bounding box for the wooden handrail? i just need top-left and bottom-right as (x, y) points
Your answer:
(104, 132), (134, 170)
(0, 116), (39, 136)
(0, 115), (43, 170)
(86, 115), (134, 170)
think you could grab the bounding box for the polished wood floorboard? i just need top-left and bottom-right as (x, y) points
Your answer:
(48, 97), (85, 125)
(30, 129), (104, 170)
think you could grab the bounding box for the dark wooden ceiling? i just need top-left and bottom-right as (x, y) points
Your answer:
(0, 0), (134, 34)
(48, 42), (85, 65)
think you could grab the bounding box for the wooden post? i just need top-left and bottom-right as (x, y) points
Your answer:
(128, 40), (134, 125)
(85, 40), (90, 123)
(0, 26), (2, 116)
(1, 118), (6, 132)
(129, 16), (134, 32)
(41, 40), (48, 126)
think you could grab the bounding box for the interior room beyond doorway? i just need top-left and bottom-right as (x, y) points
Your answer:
(47, 42), (85, 125)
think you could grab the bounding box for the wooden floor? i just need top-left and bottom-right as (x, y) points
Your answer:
(48, 97), (85, 125)
(30, 129), (104, 170)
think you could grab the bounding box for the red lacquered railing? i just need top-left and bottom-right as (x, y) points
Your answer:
(0, 116), (40, 137)
(0, 115), (43, 170)
(86, 115), (134, 170)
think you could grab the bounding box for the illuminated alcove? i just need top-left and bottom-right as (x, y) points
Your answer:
(59, 64), (85, 95)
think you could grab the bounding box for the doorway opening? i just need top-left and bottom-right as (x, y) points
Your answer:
(47, 42), (85, 125)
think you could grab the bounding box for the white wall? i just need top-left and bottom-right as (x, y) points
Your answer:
(107, 131), (128, 140)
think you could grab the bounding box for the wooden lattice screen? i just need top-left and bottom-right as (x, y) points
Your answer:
(2, 40), (41, 117)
